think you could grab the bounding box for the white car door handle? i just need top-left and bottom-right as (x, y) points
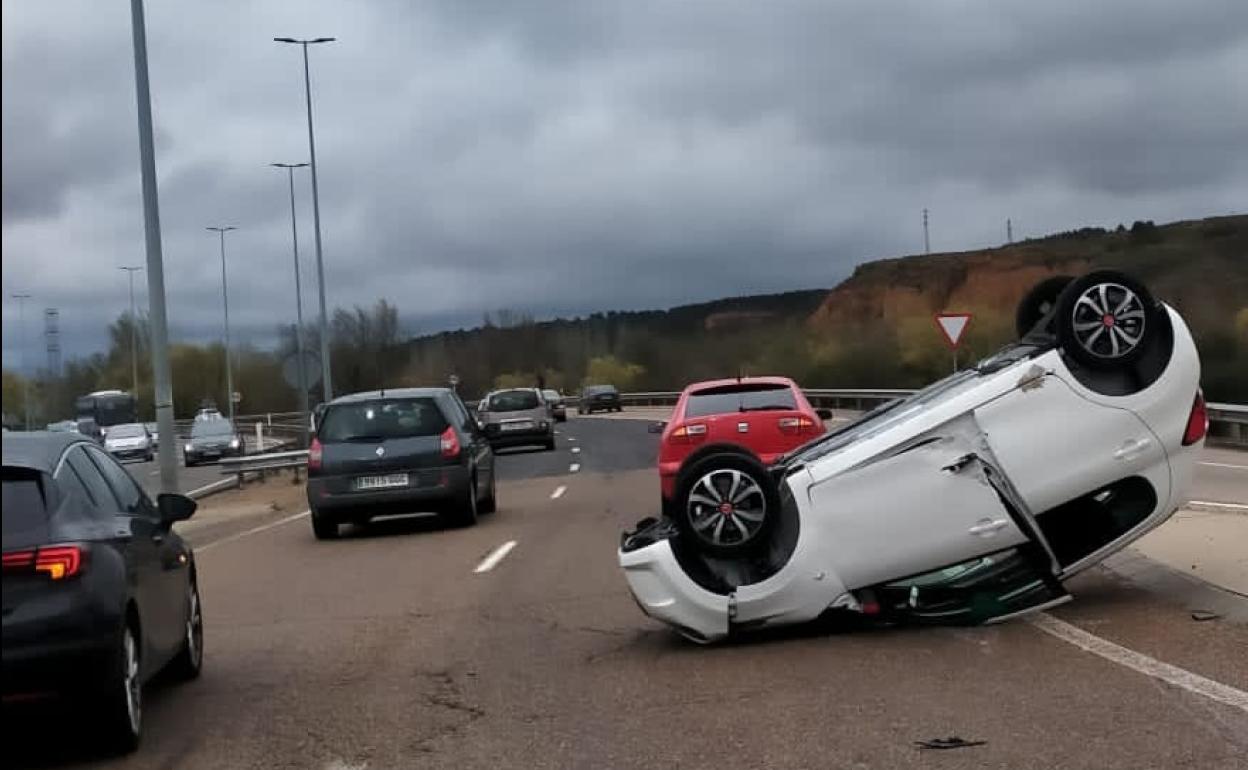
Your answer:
(969, 518), (1010, 536)
(1113, 438), (1151, 460)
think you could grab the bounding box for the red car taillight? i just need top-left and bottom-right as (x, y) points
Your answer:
(440, 426), (461, 459)
(308, 437), (323, 470)
(2, 545), (85, 580)
(1182, 392), (1208, 446)
(669, 423), (707, 444)
(777, 416), (819, 435)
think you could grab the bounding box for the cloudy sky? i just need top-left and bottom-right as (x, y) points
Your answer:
(3, 0), (1247, 369)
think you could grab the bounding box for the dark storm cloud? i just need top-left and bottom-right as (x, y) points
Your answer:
(3, 0), (1247, 367)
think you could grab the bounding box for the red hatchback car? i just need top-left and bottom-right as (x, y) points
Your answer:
(657, 377), (829, 503)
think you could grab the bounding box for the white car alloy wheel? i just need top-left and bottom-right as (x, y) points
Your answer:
(1069, 282), (1146, 360)
(686, 468), (767, 549)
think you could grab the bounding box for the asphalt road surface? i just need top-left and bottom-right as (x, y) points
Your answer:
(13, 417), (1247, 769)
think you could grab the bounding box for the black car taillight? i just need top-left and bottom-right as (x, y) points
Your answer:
(2, 544), (87, 581)
(308, 437), (323, 471)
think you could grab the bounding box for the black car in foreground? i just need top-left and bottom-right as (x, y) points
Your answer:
(2, 432), (202, 754)
(183, 418), (243, 466)
(578, 384), (623, 414)
(306, 388), (496, 540)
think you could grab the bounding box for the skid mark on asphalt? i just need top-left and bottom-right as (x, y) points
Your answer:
(474, 540), (517, 573)
(197, 510), (310, 553)
(1029, 613), (1248, 713)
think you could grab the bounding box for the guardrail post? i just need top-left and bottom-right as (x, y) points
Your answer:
(255, 421), (264, 452)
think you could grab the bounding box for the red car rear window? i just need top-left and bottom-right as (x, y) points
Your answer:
(684, 384), (798, 418)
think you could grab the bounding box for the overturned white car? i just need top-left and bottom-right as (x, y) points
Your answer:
(619, 271), (1207, 642)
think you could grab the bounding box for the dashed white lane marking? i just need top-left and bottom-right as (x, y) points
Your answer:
(569, 463), (581, 473)
(566, 436), (576, 442)
(571, 446), (581, 454)
(473, 540), (517, 574)
(1188, 500), (1248, 511)
(197, 510), (311, 554)
(1028, 613), (1248, 713)
(551, 485), (567, 499)
(1198, 462), (1247, 470)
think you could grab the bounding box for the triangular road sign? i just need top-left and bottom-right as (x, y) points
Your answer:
(934, 313), (973, 348)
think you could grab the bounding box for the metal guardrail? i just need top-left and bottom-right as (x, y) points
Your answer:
(1208, 403), (1247, 445)
(218, 449), (310, 485)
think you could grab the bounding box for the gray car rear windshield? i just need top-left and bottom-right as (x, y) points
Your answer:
(685, 384), (798, 418)
(320, 398), (449, 442)
(487, 390), (540, 411)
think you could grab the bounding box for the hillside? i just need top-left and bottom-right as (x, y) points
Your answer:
(807, 215), (1247, 399)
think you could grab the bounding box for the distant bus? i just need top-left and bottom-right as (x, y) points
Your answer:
(75, 390), (138, 433)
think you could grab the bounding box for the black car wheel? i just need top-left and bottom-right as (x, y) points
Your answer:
(1015, 275), (1074, 338)
(1055, 270), (1160, 369)
(450, 475), (479, 528)
(96, 620), (142, 754)
(480, 472), (497, 514)
(168, 574), (204, 680)
(673, 452), (778, 557)
(545, 437), (556, 451)
(311, 508), (340, 540)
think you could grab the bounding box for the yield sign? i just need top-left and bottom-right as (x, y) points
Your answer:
(934, 313), (973, 349)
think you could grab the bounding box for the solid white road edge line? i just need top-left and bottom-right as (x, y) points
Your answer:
(569, 463), (581, 473)
(571, 446), (581, 454)
(1028, 613), (1248, 713)
(474, 540), (517, 574)
(197, 510), (311, 554)
(1198, 462), (1248, 470)
(551, 485), (567, 499)
(1188, 500), (1248, 511)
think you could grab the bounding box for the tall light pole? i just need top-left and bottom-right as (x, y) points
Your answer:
(275, 36), (335, 403)
(271, 162), (311, 446)
(11, 293), (32, 430)
(119, 266), (143, 398)
(206, 226), (237, 422)
(130, 0), (178, 494)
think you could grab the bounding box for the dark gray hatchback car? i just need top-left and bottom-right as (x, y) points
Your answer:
(306, 388), (496, 540)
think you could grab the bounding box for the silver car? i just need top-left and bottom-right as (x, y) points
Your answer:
(103, 422), (154, 462)
(477, 388), (555, 451)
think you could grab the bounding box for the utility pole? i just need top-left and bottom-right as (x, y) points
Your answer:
(11, 293), (32, 430)
(1007, 218), (1013, 244)
(130, 0), (178, 494)
(119, 266), (143, 398)
(206, 226), (238, 422)
(271, 162), (311, 447)
(923, 208), (930, 254)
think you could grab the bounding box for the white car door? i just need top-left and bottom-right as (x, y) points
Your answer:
(975, 366), (1171, 573)
(804, 413), (1032, 591)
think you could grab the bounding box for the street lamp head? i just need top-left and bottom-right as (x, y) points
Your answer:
(273, 37), (298, 43)
(271, 162), (310, 169)
(311, 37), (336, 44)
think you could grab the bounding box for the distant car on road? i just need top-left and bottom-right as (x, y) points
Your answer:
(182, 418), (242, 467)
(76, 417), (104, 444)
(104, 423), (154, 463)
(193, 408), (223, 423)
(307, 388), (496, 539)
(2, 431), (202, 753)
(620, 271), (1208, 643)
(578, 384), (622, 414)
(655, 377), (830, 514)
(542, 389), (568, 422)
(478, 388), (556, 451)
(145, 422), (159, 450)
(45, 420), (80, 434)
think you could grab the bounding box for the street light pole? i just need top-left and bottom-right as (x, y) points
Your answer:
(119, 266), (143, 398)
(130, 0), (178, 494)
(275, 36), (335, 403)
(206, 226), (237, 422)
(271, 162), (310, 447)
(11, 293), (32, 430)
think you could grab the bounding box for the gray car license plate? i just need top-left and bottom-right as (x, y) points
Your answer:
(502, 421), (534, 432)
(354, 473), (409, 491)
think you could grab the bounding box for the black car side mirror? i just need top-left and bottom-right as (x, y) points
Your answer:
(647, 421), (667, 434)
(815, 408), (834, 421)
(158, 493), (197, 526)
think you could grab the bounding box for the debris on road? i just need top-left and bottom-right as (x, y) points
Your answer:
(915, 736), (987, 751)
(1190, 609), (1222, 622)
